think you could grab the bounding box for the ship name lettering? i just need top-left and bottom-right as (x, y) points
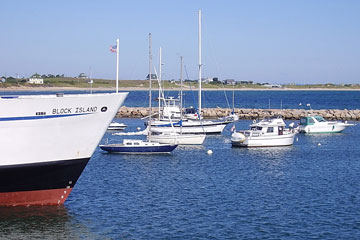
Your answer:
(75, 106), (97, 113)
(52, 108), (72, 114)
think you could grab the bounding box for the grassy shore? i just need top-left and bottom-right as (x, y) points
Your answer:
(1, 78), (359, 91)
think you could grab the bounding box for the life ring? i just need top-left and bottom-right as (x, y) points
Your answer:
(253, 119), (256, 123)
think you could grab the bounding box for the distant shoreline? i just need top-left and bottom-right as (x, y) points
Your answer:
(0, 86), (360, 92)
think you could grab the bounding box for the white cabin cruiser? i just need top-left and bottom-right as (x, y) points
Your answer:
(231, 117), (296, 147)
(299, 115), (355, 134)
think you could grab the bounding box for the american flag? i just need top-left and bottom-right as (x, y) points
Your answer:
(109, 45), (117, 53)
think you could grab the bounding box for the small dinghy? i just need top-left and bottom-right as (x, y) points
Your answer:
(107, 122), (127, 130)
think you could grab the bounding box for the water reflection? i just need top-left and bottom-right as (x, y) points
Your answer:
(232, 146), (295, 179)
(0, 205), (97, 239)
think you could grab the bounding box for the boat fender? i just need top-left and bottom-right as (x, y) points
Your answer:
(232, 132), (246, 142)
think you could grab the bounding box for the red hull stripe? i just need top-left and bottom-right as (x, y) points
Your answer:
(0, 188), (73, 206)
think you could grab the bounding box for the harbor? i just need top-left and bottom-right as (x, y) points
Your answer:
(2, 0), (360, 239)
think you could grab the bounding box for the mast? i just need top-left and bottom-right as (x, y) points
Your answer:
(180, 56), (183, 133)
(148, 33), (152, 140)
(116, 38), (119, 93)
(158, 47), (162, 120)
(198, 9), (202, 118)
(232, 83), (235, 114)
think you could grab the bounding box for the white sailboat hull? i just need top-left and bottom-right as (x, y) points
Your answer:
(149, 119), (227, 134)
(151, 133), (206, 145)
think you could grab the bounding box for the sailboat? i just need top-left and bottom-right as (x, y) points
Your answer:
(100, 33), (178, 154)
(150, 55), (206, 145)
(148, 10), (231, 135)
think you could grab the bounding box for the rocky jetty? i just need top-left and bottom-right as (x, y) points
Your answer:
(116, 106), (360, 121)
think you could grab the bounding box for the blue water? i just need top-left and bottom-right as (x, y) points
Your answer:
(123, 90), (360, 110)
(1, 90), (359, 109)
(1, 117), (359, 239)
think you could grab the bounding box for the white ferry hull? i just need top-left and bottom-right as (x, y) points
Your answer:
(0, 92), (128, 206)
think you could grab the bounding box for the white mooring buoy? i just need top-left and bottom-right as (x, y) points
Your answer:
(137, 127), (141, 131)
(207, 149), (213, 155)
(318, 143), (321, 146)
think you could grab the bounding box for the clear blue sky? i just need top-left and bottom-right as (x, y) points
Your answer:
(1, 0), (360, 84)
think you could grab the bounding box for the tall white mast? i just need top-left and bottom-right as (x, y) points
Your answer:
(148, 33), (152, 140)
(198, 10), (202, 118)
(116, 38), (119, 93)
(158, 47), (162, 120)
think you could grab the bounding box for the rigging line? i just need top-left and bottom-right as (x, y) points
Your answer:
(152, 61), (177, 129)
(202, 14), (231, 110)
(184, 64), (198, 111)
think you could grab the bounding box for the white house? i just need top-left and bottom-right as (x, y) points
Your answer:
(28, 78), (44, 84)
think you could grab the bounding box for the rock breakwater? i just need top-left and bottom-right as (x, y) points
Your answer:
(116, 107), (360, 121)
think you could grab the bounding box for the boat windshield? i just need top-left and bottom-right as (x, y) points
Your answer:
(185, 108), (197, 114)
(314, 116), (326, 122)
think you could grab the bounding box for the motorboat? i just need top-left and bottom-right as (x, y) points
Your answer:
(107, 121), (127, 130)
(231, 117), (296, 147)
(299, 115), (355, 133)
(99, 139), (177, 154)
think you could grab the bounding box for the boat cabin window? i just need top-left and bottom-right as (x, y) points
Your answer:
(314, 116), (326, 122)
(278, 126), (284, 135)
(251, 127), (256, 131)
(134, 142), (140, 145)
(267, 127), (274, 133)
(308, 118), (315, 124)
(256, 127), (262, 131)
(300, 117), (307, 125)
(126, 142), (132, 145)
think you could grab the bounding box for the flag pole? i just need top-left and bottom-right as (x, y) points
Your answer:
(116, 38), (119, 93)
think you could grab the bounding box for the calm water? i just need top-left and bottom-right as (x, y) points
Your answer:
(123, 90), (360, 110)
(1, 118), (360, 239)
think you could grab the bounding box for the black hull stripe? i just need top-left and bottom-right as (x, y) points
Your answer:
(0, 158), (90, 193)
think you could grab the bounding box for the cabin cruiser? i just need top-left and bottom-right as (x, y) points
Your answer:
(231, 117), (296, 147)
(299, 115), (355, 133)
